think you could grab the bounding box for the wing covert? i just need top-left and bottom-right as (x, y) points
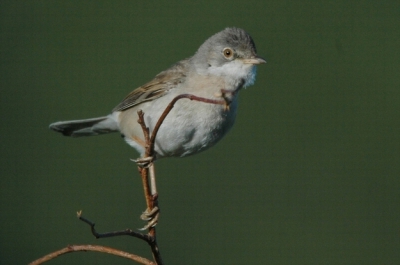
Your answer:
(112, 59), (189, 112)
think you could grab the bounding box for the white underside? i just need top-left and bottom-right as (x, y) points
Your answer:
(118, 61), (258, 159)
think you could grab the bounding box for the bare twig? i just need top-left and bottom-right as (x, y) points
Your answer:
(135, 93), (227, 264)
(137, 111), (163, 265)
(77, 211), (152, 242)
(29, 245), (155, 265)
(32, 93), (228, 265)
(77, 211), (162, 264)
(138, 93), (227, 213)
(137, 110), (157, 210)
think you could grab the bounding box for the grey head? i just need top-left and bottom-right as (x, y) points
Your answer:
(190, 27), (265, 89)
(191, 27), (265, 71)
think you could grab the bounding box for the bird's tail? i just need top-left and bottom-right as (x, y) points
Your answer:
(49, 114), (119, 137)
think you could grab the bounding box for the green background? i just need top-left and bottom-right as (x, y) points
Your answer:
(1, 1), (399, 264)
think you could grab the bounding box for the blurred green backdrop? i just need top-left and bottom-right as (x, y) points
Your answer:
(1, 1), (399, 264)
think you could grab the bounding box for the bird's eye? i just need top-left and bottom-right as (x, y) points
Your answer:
(223, 48), (234, 59)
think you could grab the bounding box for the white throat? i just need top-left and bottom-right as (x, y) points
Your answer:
(207, 60), (257, 88)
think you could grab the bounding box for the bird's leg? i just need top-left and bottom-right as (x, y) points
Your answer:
(135, 110), (161, 230)
(133, 158), (160, 230)
(149, 164), (157, 195)
(139, 163), (159, 230)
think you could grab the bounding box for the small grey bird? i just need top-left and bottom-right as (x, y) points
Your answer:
(49, 27), (265, 160)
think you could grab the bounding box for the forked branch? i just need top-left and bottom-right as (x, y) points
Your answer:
(135, 93), (227, 264)
(31, 93), (228, 265)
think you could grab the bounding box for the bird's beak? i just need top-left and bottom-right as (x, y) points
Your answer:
(241, 56), (266, 65)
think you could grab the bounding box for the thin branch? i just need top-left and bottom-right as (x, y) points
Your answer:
(137, 110), (155, 208)
(77, 211), (162, 264)
(32, 93), (228, 265)
(29, 245), (155, 265)
(137, 110), (151, 149)
(135, 93), (227, 265)
(77, 211), (152, 242)
(137, 111), (163, 265)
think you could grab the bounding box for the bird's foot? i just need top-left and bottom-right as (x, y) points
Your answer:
(131, 156), (154, 168)
(216, 89), (237, 111)
(139, 206), (159, 230)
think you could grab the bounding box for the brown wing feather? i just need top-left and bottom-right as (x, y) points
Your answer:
(112, 59), (189, 112)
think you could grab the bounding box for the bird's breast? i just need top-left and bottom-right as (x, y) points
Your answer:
(118, 72), (240, 159)
(152, 94), (238, 158)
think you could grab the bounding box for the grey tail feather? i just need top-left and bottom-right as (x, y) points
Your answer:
(49, 116), (118, 137)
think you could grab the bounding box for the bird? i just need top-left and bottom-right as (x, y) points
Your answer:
(49, 27), (266, 162)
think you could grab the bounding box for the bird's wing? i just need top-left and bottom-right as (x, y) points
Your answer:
(112, 59), (189, 112)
